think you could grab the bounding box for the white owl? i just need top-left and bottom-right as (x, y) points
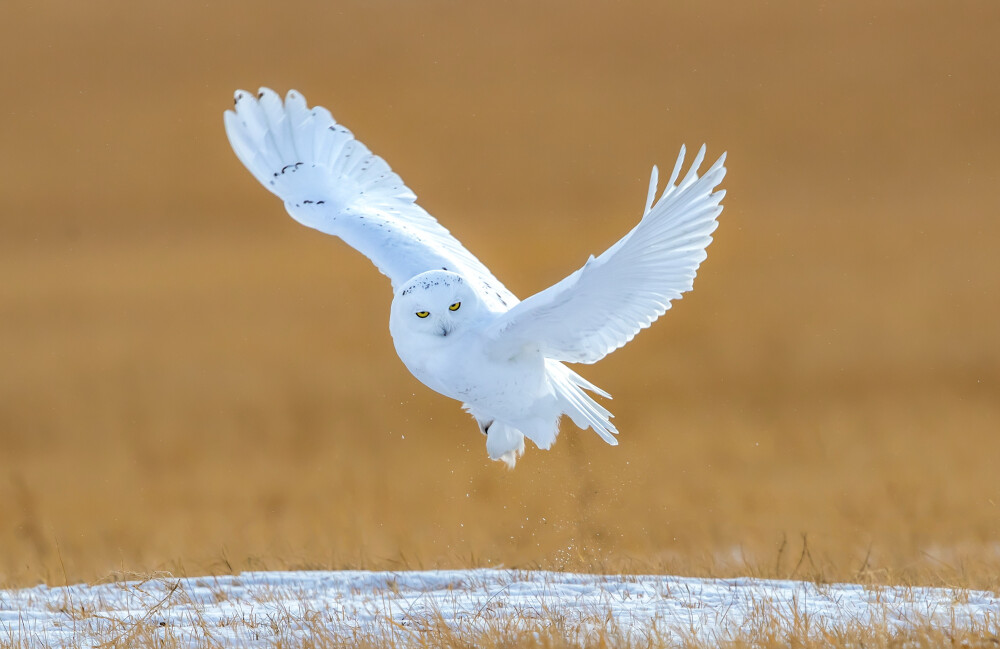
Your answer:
(224, 89), (726, 468)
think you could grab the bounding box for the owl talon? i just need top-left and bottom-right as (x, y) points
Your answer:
(476, 418), (494, 437)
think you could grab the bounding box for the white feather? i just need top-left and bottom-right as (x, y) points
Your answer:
(486, 146), (727, 365)
(224, 88), (514, 312)
(224, 88), (727, 468)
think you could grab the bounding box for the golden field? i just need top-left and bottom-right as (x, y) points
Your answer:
(1, 0), (998, 599)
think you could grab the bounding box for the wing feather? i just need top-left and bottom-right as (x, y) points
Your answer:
(487, 146), (726, 364)
(224, 88), (514, 310)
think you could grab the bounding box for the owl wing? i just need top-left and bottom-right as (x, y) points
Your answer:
(486, 146), (726, 364)
(224, 88), (517, 311)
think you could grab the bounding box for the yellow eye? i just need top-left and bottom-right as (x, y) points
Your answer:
(415, 311), (430, 318)
(449, 302), (461, 311)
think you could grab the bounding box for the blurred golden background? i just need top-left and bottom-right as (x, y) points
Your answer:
(1, 1), (998, 589)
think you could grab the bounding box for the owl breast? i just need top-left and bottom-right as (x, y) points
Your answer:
(392, 328), (549, 418)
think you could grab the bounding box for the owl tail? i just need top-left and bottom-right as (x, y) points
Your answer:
(547, 360), (618, 446)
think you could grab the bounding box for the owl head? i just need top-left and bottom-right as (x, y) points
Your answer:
(389, 270), (486, 340)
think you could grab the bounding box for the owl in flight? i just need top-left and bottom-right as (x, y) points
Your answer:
(224, 89), (726, 468)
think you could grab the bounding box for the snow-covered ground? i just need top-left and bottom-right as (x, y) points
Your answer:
(1, 569), (997, 646)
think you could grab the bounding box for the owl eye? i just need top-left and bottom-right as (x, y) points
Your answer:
(449, 302), (461, 311)
(415, 311), (430, 318)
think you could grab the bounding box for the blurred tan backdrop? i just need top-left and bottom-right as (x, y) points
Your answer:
(1, 1), (998, 588)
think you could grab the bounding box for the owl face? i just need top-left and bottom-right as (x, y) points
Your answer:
(390, 270), (485, 339)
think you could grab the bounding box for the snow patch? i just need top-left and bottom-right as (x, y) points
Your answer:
(1, 569), (996, 646)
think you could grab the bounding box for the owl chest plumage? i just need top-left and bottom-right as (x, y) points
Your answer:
(392, 328), (548, 415)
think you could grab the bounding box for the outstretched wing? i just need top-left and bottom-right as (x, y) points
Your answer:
(224, 88), (516, 311)
(486, 146), (726, 364)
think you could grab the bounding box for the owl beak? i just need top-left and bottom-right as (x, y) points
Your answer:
(438, 322), (453, 337)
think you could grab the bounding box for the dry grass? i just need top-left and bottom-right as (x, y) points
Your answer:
(1, 0), (999, 611)
(4, 614), (990, 649)
(2, 571), (998, 648)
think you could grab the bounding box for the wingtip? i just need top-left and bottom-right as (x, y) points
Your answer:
(643, 165), (659, 216)
(666, 145), (686, 189)
(690, 144), (707, 172)
(256, 86), (278, 101)
(704, 150), (728, 181)
(285, 88), (307, 105)
(232, 88), (251, 106)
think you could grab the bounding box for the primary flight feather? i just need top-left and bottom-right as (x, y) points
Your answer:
(224, 88), (726, 468)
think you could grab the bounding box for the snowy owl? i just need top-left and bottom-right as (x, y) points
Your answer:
(224, 88), (727, 468)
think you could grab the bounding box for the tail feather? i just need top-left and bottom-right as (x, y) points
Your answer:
(547, 360), (618, 446)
